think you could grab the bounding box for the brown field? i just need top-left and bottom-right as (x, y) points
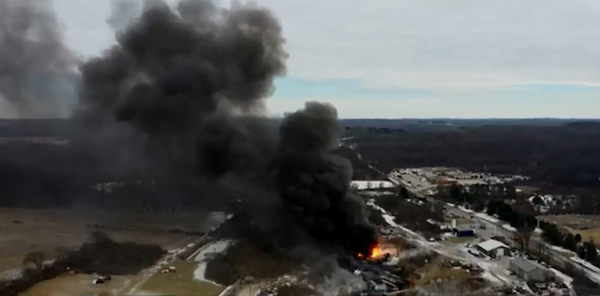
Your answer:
(416, 256), (487, 294)
(0, 208), (213, 275)
(417, 258), (471, 285)
(19, 274), (132, 296)
(538, 215), (600, 243)
(564, 228), (600, 243)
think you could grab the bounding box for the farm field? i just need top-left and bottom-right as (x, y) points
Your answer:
(538, 215), (600, 242)
(0, 208), (216, 275)
(19, 274), (132, 296)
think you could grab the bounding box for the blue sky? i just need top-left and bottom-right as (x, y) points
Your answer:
(271, 78), (600, 118)
(48, 0), (600, 118)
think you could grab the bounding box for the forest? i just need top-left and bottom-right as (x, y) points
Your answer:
(3, 119), (600, 208)
(346, 121), (600, 189)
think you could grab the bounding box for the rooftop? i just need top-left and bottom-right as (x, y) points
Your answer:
(510, 257), (547, 272)
(477, 239), (509, 252)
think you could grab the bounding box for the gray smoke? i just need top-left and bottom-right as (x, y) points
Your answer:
(0, 0), (77, 118)
(78, 0), (376, 256)
(107, 0), (141, 32)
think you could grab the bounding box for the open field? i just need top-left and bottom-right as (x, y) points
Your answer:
(138, 259), (225, 296)
(417, 259), (471, 285)
(19, 274), (131, 296)
(564, 228), (600, 243)
(0, 209), (217, 275)
(538, 215), (600, 242)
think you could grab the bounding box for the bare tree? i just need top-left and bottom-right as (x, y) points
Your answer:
(22, 251), (45, 273)
(517, 226), (534, 252)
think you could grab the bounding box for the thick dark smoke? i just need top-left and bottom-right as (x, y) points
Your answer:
(278, 102), (377, 255)
(78, 0), (376, 256)
(0, 0), (77, 118)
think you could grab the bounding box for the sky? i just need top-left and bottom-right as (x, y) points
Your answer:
(50, 0), (600, 118)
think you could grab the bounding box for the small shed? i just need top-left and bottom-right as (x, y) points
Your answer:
(509, 257), (553, 282)
(452, 227), (475, 237)
(476, 239), (510, 257)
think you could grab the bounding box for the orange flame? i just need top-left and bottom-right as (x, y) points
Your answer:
(369, 244), (382, 259)
(357, 238), (385, 260)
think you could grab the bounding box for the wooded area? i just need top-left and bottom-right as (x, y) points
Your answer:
(348, 123), (600, 189)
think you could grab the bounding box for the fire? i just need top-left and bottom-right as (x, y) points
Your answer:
(356, 238), (386, 260)
(369, 244), (382, 259)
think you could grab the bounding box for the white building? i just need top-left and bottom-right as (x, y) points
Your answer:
(509, 257), (553, 282)
(350, 180), (395, 191)
(476, 239), (510, 257)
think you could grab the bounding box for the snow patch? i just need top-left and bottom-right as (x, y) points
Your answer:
(475, 213), (499, 223)
(476, 261), (511, 285)
(217, 285), (236, 296)
(502, 224), (517, 232)
(193, 240), (235, 284)
(569, 256), (600, 284)
(549, 267), (573, 289)
(458, 206), (473, 213)
(548, 245), (576, 255)
(571, 256), (600, 273)
(361, 191), (395, 197)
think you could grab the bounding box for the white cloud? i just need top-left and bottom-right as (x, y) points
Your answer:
(258, 0), (600, 90)
(53, 0), (600, 90)
(50, 0), (600, 117)
(267, 94), (600, 119)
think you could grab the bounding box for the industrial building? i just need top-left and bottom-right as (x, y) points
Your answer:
(476, 239), (510, 257)
(452, 227), (475, 237)
(509, 257), (553, 282)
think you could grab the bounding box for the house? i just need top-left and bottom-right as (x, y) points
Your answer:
(452, 227), (475, 237)
(476, 239), (510, 257)
(509, 257), (553, 282)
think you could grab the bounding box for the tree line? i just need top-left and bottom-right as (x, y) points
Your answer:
(350, 124), (600, 189)
(437, 184), (599, 267)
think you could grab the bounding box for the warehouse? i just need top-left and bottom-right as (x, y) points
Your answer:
(476, 239), (510, 257)
(452, 227), (475, 237)
(509, 257), (553, 282)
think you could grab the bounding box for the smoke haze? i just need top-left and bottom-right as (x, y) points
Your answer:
(0, 0), (77, 118)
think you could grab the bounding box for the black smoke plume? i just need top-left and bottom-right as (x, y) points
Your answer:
(0, 0), (77, 118)
(77, 0), (376, 256)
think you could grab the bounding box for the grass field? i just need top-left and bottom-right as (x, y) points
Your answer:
(0, 208), (213, 275)
(565, 228), (600, 243)
(19, 274), (132, 296)
(538, 215), (600, 243)
(417, 257), (472, 285)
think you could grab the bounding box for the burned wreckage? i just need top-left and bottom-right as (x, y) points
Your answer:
(349, 244), (408, 295)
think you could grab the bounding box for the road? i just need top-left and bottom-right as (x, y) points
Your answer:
(445, 205), (573, 266)
(398, 178), (589, 285)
